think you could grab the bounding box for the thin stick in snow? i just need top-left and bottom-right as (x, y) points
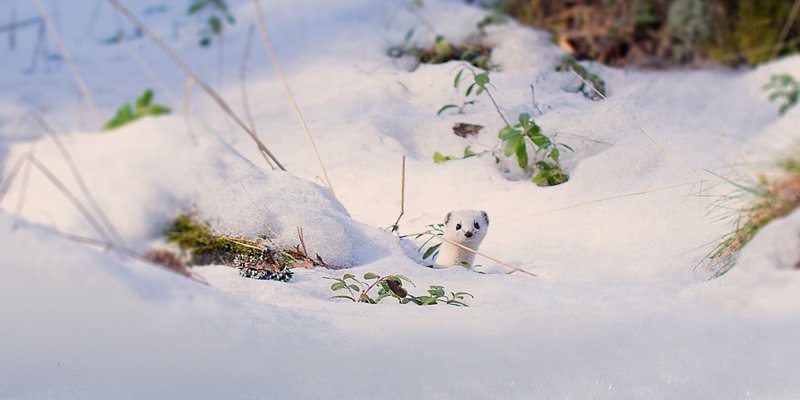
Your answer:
(251, 0), (335, 195)
(12, 141), (37, 230)
(31, 112), (128, 250)
(239, 25), (273, 169)
(26, 154), (116, 252)
(105, 0), (286, 171)
(33, 0), (102, 128)
(0, 156), (26, 207)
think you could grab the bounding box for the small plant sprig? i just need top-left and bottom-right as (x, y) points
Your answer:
(187, 0), (235, 48)
(763, 74), (799, 116)
(326, 272), (472, 307)
(499, 112), (572, 186)
(416, 223), (444, 265)
(103, 89), (170, 131)
(437, 69), (482, 115)
(434, 146), (490, 163)
(557, 56), (607, 101)
(456, 68), (573, 186)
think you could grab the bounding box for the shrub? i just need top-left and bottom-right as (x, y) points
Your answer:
(187, 0), (235, 48)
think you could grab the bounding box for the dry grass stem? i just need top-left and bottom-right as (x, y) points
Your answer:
(252, 0), (334, 194)
(33, 0), (102, 128)
(105, 0), (285, 171)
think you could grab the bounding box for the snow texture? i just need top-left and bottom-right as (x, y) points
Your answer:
(1, 0), (799, 398)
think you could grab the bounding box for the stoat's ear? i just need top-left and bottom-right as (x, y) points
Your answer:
(444, 212), (452, 225)
(481, 211), (489, 225)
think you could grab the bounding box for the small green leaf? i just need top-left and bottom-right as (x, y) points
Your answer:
(433, 152), (452, 164)
(437, 104), (458, 116)
(465, 82), (476, 97)
(550, 147), (560, 161)
(136, 89), (154, 110)
(423, 243), (441, 259)
(454, 69), (464, 89)
(363, 272), (379, 280)
(516, 142), (528, 169)
(474, 73), (489, 88)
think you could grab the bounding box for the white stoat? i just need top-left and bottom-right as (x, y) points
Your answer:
(435, 209), (489, 268)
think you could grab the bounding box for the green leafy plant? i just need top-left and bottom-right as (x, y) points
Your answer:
(557, 56), (607, 101)
(499, 112), (572, 186)
(763, 74), (799, 116)
(187, 0), (235, 48)
(450, 68), (572, 186)
(415, 223), (444, 265)
(103, 89), (170, 131)
(326, 272), (472, 307)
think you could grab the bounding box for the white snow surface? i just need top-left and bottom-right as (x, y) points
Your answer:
(1, 0), (800, 398)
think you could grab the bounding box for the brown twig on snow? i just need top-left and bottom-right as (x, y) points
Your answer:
(104, 0), (285, 171)
(251, 0), (334, 194)
(33, 0), (102, 128)
(389, 155), (406, 233)
(402, 230), (538, 277)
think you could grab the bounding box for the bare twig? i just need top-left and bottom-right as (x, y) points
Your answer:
(105, 0), (285, 171)
(12, 141), (37, 229)
(251, 0), (334, 194)
(31, 112), (127, 250)
(239, 25), (274, 169)
(27, 154), (117, 252)
(33, 0), (102, 128)
(402, 230), (538, 277)
(389, 155), (406, 232)
(0, 156), (26, 207)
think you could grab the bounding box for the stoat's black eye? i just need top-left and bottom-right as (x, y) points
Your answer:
(455, 223), (462, 230)
(474, 222), (480, 229)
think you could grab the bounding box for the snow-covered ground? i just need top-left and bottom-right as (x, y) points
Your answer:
(1, 0), (800, 398)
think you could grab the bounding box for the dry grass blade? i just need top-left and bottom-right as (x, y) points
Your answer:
(0, 156), (27, 206)
(182, 77), (199, 147)
(251, 0), (334, 194)
(105, 0), (285, 171)
(437, 235), (538, 277)
(12, 141), (37, 229)
(33, 0), (102, 128)
(31, 112), (127, 249)
(771, 0), (800, 60)
(27, 154), (116, 253)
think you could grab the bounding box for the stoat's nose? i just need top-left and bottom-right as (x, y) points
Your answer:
(465, 231), (473, 238)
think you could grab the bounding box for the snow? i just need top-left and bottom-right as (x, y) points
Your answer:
(1, 0), (800, 398)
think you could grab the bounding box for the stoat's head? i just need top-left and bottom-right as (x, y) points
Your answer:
(443, 209), (489, 245)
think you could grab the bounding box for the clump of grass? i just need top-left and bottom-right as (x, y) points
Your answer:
(708, 156), (800, 277)
(164, 214), (326, 281)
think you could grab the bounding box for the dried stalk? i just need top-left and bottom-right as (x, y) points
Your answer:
(31, 112), (127, 250)
(105, 0), (285, 171)
(27, 154), (116, 253)
(33, 0), (102, 128)
(251, 0), (334, 194)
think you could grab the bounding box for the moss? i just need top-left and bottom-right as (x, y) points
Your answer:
(164, 214), (261, 265)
